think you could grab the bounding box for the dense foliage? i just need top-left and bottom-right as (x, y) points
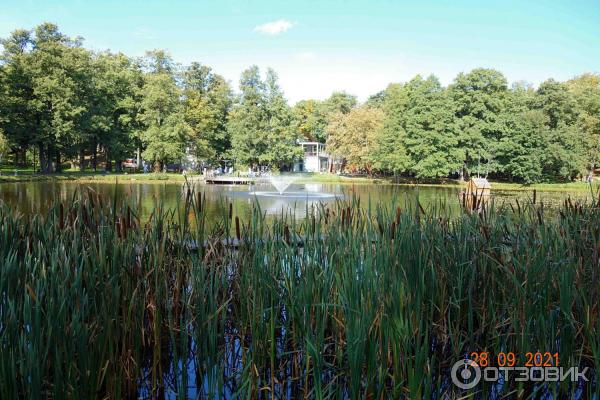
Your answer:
(1, 24), (599, 181)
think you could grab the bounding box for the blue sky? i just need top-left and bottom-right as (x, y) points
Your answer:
(1, 0), (598, 103)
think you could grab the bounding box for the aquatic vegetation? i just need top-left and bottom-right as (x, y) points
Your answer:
(0, 189), (599, 399)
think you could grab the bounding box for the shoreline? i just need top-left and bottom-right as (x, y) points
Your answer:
(0, 171), (597, 192)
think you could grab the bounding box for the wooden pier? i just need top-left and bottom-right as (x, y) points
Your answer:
(204, 176), (255, 185)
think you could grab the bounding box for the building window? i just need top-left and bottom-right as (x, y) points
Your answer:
(304, 144), (317, 156)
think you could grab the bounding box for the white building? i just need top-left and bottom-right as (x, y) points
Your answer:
(293, 142), (329, 173)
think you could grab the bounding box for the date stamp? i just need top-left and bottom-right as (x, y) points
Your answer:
(451, 352), (588, 390)
(469, 351), (560, 368)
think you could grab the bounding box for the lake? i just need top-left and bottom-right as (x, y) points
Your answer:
(0, 179), (593, 223)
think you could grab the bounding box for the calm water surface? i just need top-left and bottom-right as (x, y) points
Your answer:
(0, 180), (593, 222)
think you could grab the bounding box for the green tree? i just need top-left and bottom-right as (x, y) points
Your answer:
(292, 99), (327, 141)
(0, 28), (36, 166)
(371, 83), (411, 174)
(260, 69), (302, 169)
(402, 76), (463, 178)
(92, 52), (143, 171)
(139, 52), (191, 170)
(493, 84), (544, 183)
(450, 68), (508, 178)
(26, 23), (92, 172)
(183, 62), (232, 163)
(568, 74), (600, 178)
(496, 109), (547, 183)
(532, 79), (585, 180)
(0, 130), (9, 163)
(322, 91), (357, 115)
(228, 66), (300, 169)
(228, 66), (268, 167)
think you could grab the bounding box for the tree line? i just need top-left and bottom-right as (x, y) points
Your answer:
(1, 23), (599, 182)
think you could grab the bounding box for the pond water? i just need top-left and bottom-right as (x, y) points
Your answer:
(0, 180), (593, 222)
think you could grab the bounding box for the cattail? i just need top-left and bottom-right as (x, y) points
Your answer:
(59, 203), (64, 230)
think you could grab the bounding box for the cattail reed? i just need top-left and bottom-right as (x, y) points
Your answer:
(0, 192), (598, 399)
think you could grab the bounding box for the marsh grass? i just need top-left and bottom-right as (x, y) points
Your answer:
(0, 187), (599, 399)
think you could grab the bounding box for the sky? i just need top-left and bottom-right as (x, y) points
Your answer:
(1, 0), (599, 103)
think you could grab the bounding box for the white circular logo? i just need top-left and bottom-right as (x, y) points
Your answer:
(451, 358), (481, 390)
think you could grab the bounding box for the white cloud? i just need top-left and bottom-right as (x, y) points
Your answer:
(253, 19), (295, 35)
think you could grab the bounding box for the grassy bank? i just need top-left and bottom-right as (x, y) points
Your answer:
(1, 167), (598, 192)
(0, 190), (598, 399)
(0, 170), (188, 184)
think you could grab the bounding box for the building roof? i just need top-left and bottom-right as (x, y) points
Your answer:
(298, 141), (325, 145)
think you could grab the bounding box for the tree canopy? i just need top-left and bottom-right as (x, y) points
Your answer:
(1, 23), (598, 182)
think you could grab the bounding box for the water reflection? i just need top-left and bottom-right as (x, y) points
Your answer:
(0, 180), (593, 223)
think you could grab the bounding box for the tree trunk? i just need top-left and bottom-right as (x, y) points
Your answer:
(79, 148), (85, 171)
(54, 151), (61, 173)
(92, 141), (98, 172)
(45, 147), (54, 173)
(38, 145), (44, 173)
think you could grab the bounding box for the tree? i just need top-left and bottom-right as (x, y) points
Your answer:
(370, 83), (411, 174)
(183, 62), (232, 163)
(91, 52), (143, 171)
(292, 99), (327, 142)
(496, 109), (547, 183)
(450, 68), (508, 178)
(543, 123), (587, 180)
(402, 76), (463, 178)
(532, 79), (585, 180)
(26, 23), (92, 172)
(228, 66), (301, 169)
(322, 91), (357, 115)
(228, 66), (268, 167)
(492, 84), (545, 183)
(260, 69), (302, 169)
(0, 130), (9, 163)
(0, 28), (36, 166)
(326, 106), (384, 174)
(534, 79), (579, 129)
(568, 74), (600, 178)
(139, 53), (191, 170)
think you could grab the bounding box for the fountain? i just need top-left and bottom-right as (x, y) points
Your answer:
(247, 173), (336, 200)
(269, 174), (298, 195)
